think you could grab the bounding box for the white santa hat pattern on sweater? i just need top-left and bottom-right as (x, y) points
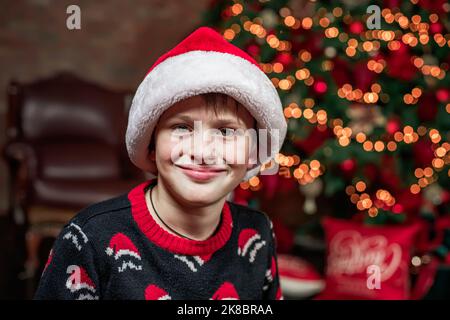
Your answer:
(237, 228), (267, 263)
(106, 233), (143, 272)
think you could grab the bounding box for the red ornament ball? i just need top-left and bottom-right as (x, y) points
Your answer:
(314, 80), (328, 94)
(386, 118), (401, 135)
(349, 21), (364, 34)
(436, 89), (450, 102)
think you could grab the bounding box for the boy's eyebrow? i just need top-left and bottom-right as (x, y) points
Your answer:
(169, 114), (243, 126)
(168, 115), (194, 123)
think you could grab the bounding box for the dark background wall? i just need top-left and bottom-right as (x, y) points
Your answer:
(0, 0), (210, 215)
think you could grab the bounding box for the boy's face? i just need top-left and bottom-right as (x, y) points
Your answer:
(150, 95), (256, 207)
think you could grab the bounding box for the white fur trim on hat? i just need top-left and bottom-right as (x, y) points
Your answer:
(126, 50), (287, 181)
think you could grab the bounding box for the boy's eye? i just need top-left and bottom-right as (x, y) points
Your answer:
(172, 124), (192, 134)
(218, 128), (236, 137)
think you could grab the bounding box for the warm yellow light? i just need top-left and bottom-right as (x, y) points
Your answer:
(249, 176), (260, 187)
(364, 92), (378, 103)
(231, 3), (243, 16)
(348, 39), (358, 47)
(295, 68), (310, 80)
(346, 185), (356, 195)
(432, 158), (444, 169)
(374, 141), (385, 152)
(303, 108), (314, 119)
(356, 132), (366, 143)
(299, 51), (312, 62)
(362, 198), (373, 209)
(240, 181), (249, 190)
(302, 17), (313, 29)
(278, 79), (291, 90)
(398, 16), (409, 29)
(291, 107), (302, 118)
(381, 31), (395, 41)
(223, 29), (236, 41)
(410, 184), (420, 194)
(414, 168), (424, 178)
(404, 94), (414, 104)
(404, 126), (414, 134)
(339, 136), (350, 147)
(325, 27), (339, 38)
(332, 7), (343, 17)
(429, 129), (441, 143)
(346, 47), (356, 57)
(319, 17), (330, 28)
(387, 141), (397, 151)
(418, 178), (428, 188)
(283, 107), (292, 118)
(267, 35), (280, 48)
(368, 207), (378, 217)
(363, 141), (374, 151)
(429, 14), (439, 23)
(371, 83), (381, 93)
(293, 168), (304, 179)
(356, 181), (366, 192)
(273, 62), (284, 73)
(284, 16), (296, 27)
(304, 98), (315, 108)
(411, 15), (421, 24)
(423, 167), (433, 177)
(332, 118), (343, 127)
(435, 147), (446, 158)
(316, 110), (327, 122)
(394, 132), (404, 142)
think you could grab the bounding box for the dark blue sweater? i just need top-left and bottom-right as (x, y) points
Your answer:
(34, 179), (283, 300)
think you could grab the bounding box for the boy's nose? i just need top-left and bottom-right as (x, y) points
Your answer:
(190, 133), (222, 165)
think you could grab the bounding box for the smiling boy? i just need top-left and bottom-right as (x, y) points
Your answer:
(35, 27), (287, 300)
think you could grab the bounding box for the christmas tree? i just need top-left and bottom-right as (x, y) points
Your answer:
(203, 0), (450, 262)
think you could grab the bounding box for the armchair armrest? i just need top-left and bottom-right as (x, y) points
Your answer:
(2, 140), (38, 183)
(3, 139), (36, 163)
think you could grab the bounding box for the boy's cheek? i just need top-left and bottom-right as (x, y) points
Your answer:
(222, 137), (255, 166)
(154, 132), (182, 162)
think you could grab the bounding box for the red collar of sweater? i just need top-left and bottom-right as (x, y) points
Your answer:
(128, 179), (233, 256)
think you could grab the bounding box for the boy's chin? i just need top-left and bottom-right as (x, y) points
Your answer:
(171, 175), (235, 206)
(180, 178), (227, 196)
(174, 187), (226, 207)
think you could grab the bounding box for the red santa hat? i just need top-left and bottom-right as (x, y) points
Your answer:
(106, 233), (141, 260)
(66, 266), (96, 293)
(144, 284), (171, 300)
(126, 26), (287, 180)
(211, 282), (240, 300)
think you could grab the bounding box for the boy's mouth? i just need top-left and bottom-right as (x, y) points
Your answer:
(175, 164), (227, 181)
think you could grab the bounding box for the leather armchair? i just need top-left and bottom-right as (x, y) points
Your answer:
(2, 72), (146, 280)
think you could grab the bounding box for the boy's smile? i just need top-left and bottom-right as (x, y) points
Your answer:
(175, 163), (228, 182)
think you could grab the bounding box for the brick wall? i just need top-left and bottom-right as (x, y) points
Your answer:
(0, 0), (210, 214)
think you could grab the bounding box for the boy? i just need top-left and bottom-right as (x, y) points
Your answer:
(35, 27), (287, 300)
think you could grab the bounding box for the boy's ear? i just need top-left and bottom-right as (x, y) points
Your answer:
(149, 149), (156, 162)
(148, 135), (156, 162)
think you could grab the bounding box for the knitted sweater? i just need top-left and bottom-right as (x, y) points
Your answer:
(34, 179), (283, 300)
